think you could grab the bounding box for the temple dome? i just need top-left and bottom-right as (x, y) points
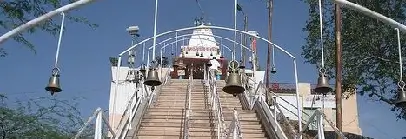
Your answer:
(180, 25), (221, 59)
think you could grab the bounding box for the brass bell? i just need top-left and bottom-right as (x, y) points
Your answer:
(223, 72), (245, 96)
(271, 66), (276, 74)
(395, 88), (406, 108)
(315, 71), (332, 94)
(144, 68), (162, 86)
(200, 52), (204, 57)
(45, 68), (62, 95)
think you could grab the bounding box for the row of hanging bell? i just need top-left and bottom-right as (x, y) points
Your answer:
(45, 68), (62, 96)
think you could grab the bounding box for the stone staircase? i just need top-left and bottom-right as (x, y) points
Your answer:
(135, 79), (269, 139)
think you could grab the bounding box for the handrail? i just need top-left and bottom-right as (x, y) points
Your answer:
(224, 109), (243, 139)
(240, 74), (289, 139)
(296, 110), (348, 139)
(113, 83), (145, 138)
(73, 107), (115, 139)
(183, 68), (193, 139)
(207, 70), (226, 138)
(241, 74), (350, 139)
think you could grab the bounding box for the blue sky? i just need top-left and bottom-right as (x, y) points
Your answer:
(0, 0), (405, 138)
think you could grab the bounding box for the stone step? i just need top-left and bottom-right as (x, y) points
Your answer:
(137, 135), (267, 139)
(137, 130), (213, 137)
(146, 108), (252, 113)
(139, 126), (264, 134)
(142, 115), (258, 121)
(140, 123), (263, 130)
(137, 130), (266, 138)
(141, 118), (260, 124)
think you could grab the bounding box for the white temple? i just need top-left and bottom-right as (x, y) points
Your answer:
(180, 24), (222, 59)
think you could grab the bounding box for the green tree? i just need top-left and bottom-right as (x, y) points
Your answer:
(0, 94), (96, 138)
(302, 0), (406, 119)
(0, 0), (97, 56)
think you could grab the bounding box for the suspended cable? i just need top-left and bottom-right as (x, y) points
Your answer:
(152, 0), (158, 63)
(272, 45), (276, 67)
(319, 0), (325, 69)
(142, 42), (145, 64)
(54, 12), (65, 68)
(233, 0), (237, 61)
(195, 0), (208, 23)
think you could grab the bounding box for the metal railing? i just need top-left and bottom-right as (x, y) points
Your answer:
(240, 74), (349, 139)
(245, 79), (288, 139)
(296, 110), (348, 139)
(73, 107), (115, 139)
(207, 70), (227, 138)
(183, 68), (193, 139)
(73, 68), (172, 139)
(224, 109), (243, 139)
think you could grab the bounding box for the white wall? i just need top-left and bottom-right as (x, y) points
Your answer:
(109, 66), (144, 129)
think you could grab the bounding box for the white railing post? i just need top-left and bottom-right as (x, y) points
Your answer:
(233, 110), (238, 139)
(94, 110), (102, 139)
(319, 113), (325, 139)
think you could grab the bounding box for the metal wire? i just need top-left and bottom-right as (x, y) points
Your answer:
(396, 28), (403, 82)
(142, 42), (145, 64)
(319, 0), (325, 68)
(152, 0), (158, 62)
(54, 12), (65, 68)
(233, 0), (237, 60)
(272, 45), (276, 67)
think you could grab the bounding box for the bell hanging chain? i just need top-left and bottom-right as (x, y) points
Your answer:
(54, 12), (65, 68)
